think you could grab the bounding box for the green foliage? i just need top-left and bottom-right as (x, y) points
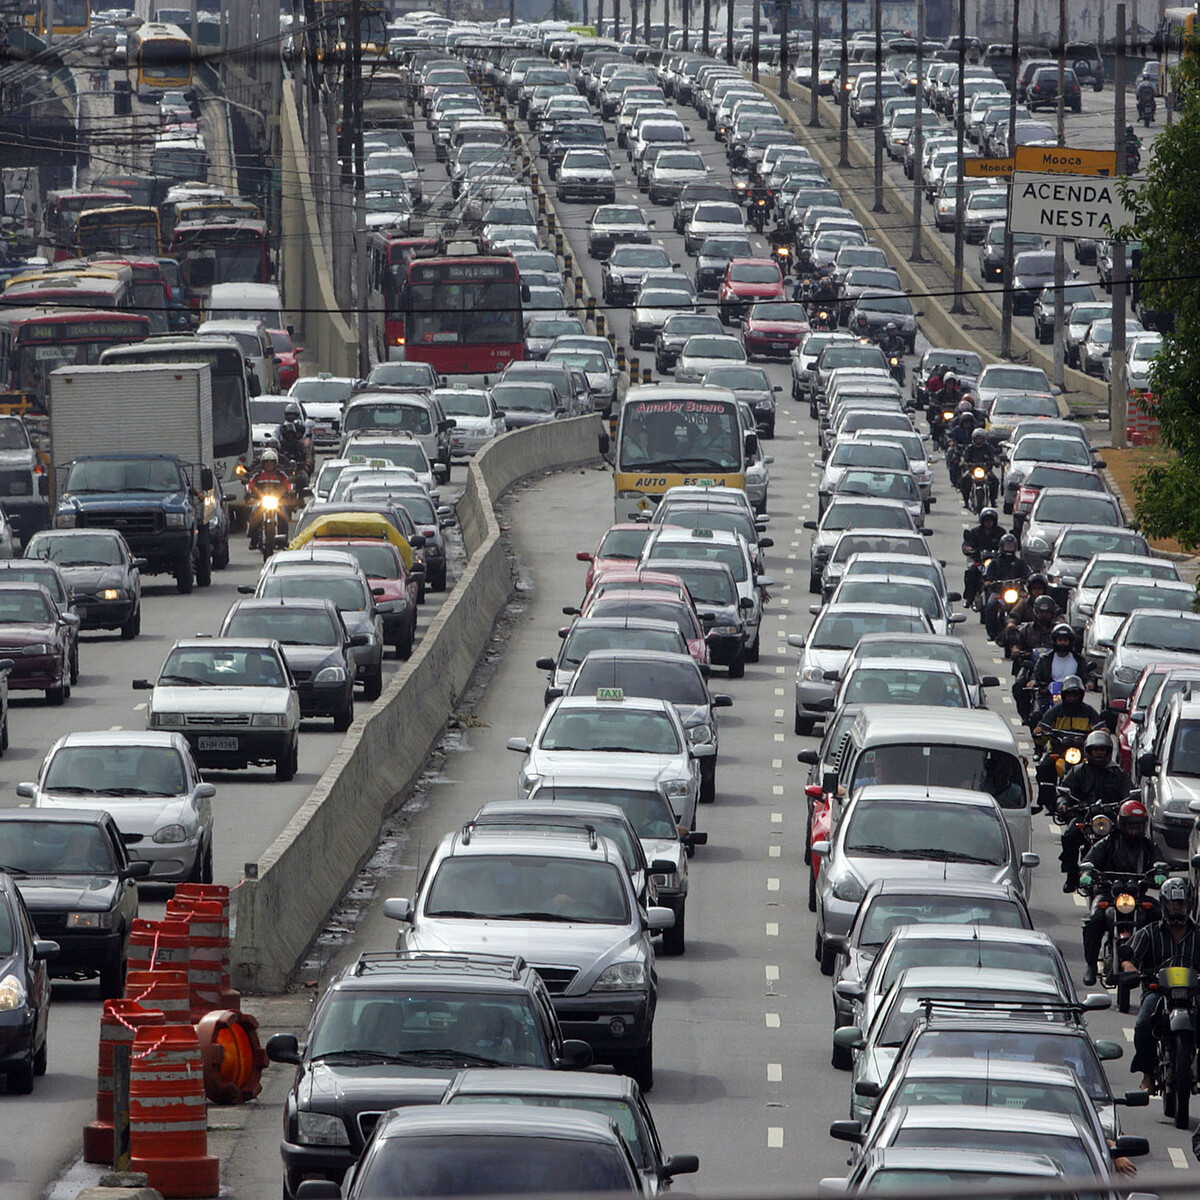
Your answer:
(1124, 50), (1200, 547)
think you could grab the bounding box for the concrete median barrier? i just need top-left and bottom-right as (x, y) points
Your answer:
(230, 415), (604, 992)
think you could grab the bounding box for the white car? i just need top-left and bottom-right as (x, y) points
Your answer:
(506, 693), (712, 832)
(683, 201), (747, 254)
(555, 147), (617, 204)
(19, 730), (215, 884)
(134, 638), (301, 781)
(673, 334), (747, 383)
(434, 387), (506, 458)
(976, 362), (1056, 409)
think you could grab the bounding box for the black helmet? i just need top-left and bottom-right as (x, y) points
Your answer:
(979, 507), (998, 524)
(1052, 623), (1074, 645)
(999, 533), (1017, 554)
(971, 428), (986, 444)
(1033, 594), (1056, 615)
(1085, 729), (1113, 762)
(1060, 674), (1084, 696)
(1161, 875), (1193, 926)
(1026, 572), (1048, 592)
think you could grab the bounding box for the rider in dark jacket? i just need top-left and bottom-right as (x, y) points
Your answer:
(1060, 730), (1135, 892)
(961, 507), (1005, 605)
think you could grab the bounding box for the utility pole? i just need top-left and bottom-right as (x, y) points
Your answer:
(349, 0), (369, 380)
(615, 0), (622, 44)
(1111, 3), (1129, 448)
(752, 0), (760, 82)
(838, 0), (848, 167)
(726, 0), (734, 64)
(950, 0), (966, 312)
(631, 0), (639, 41)
(809, 0), (820, 125)
(510, 0), (515, 29)
(1051, 0), (1066, 389)
(872, 0), (883, 210)
(643, 0), (649, 46)
(701, 0), (708, 53)
(910, 0), (924, 261)
(780, 0), (790, 99)
(1000, 0), (1019, 355)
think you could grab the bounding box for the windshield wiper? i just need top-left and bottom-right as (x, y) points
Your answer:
(392, 1048), (511, 1067)
(909, 848), (998, 864)
(425, 908), (484, 919)
(99, 787), (174, 797)
(157, 674), (208, 686)
(44, 784), (94, 793)
(846, 844), (896, 856)
(495, 910), (574, 922)
(0, 863), (27, 875)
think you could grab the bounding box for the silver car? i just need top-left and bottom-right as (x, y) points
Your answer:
(383, 826), (672, 1089)
(816, 439), (911, 516)
(672, 334), (747, 384)
(1067, 553), (1182, 631)
(1101, 608), (1200, 706)
(975, 362), (1056, 410)
(1000, 432), (1100, 511)
(20, 730), (215, 883)
(829, 466), (926, 530)
(1019, 488), (1126, 572)
(506, 693), (712, 832)
(843, 632), (999, 708)
(828, 576), (966, 638)
(813, 787), (1039, 971)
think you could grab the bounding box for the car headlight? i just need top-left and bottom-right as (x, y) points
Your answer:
(151, 711), (184, 727)
(0, 973), (25, 1010)
(519, 771), (539, 793)
(164, 511), (190, 528)
(652, 870), (681, 889)
(68, 911), (116, 929)
(1114, 666), (1140, 684)
(686, 723), (714, 744)
(832, 874), (866, 903)
(297, 1111), (350, 1147)
(1024, 537), (1048, 552)
(101, 588), (124, 601)
(802, 666), (827, 682)
(594, 961), (648, 989)
(710, 624), (740, 636)
(55, 511), (77, 528)
(314, 665), (349, 684)
(662, 777), (690, 798)
(153, 824), (188, 844)
(24, 643), (52, 656)
(251, 714), (285, 727)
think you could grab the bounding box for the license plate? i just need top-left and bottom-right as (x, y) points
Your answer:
(314, 424), (330, 436)
(772, 341), (788, 349)
(198, 736), (238, 751)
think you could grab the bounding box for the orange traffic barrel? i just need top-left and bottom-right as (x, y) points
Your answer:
(171, 885), (240, 1011)
(196, 1009), (268, 1105)
(124, 969), (190, 1019)
(130, 1023), (219, 1198)
(166, 898), (226, 1020)
(127, 917), (191, 978)
(83, 1000), (165, 1164)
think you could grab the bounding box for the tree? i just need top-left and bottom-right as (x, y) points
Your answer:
(1125, 49), (1200, 548)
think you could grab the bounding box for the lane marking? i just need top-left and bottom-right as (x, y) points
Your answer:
(1169, 1148), (1188, 1169)
(776, 666), (786, 674)
(773, 784), (784, 795)
(766, 964), (779, 981)
(774, 708), (785, 718)
(1123, 1027), (1135, 1042)
(766, 922), (779, 936)
(769, 845), (781, 857)
(772, 813), (783, 822)
(767, 1127), (784, 1148)
(1072, 893), (1086, 908)
(109, 725), (122, 731)
(767, 1063), (782, 1082)
(767, 877), (780, 891)
(773, 759), (783, 768)
(775, 687), (785, 695)
(765, 1012), (781, 1027)
(133, 702), (146, 711)
(775, 732), (785, 741)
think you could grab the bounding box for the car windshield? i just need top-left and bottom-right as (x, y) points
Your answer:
(258, 575), (368, 612)
(844, 799), (1007, 864)
(684, 337), (744, 360)
(1125, 614), (1200, 653)
(843, 666), (965, 706)
(534, 786), (679, 839)
(426, 855), (631, 925)
(822, 504), (912, 533)
(437, 391), (492, 418)
(540, 706), (681, 754)
(857, 897), (1026, 948)
(811, 611), (925, 648)
(308, 990), (548, 1066)
(892, 1128), (1094, 1178)
(1024, 467), (1101, 492)
(343, 403), (432, 436)
(693, 203), (743, 223)
(369, 363), (434, 388)
(290, 378), (355, 404)
(26, 534), (123, 566)
(879, 941), (1061, 996)
(750, 302), (808, 322)
(648, 541), (747, 582)
(1013, 438), (1090, 466)
(0, 819), (116, 874)
(981, 366), (1050, 390)
(493, 385), (557, 413)
(224, 607), (339, 645)
(852, 639), (974, 680)
(822, 346), (887, 370)
(610, 247), (671, 268)
(158, 646), (287, 687)
(699, 239), (752, 258)
(594, 207), (646, 225)
(729, 263), (780, 283)
(664, 315), (722, 336)
(838, 470), (918, 501)
(1084, 558), (1173, 587)
(563, 150), (610, 169)
(891, 1073), (1088, 1123)
(561, 626), (685, 667)
(1069, 303), (1109, 327)
(1103, 584), (1192, 619)
(859, 295), (913, 315)
(63, 458), (181, 493)
(850, 747), (1026, 810)
(597, 528), (651, 561)
(1057, 531), (1143, 560)
(0, 586), (55, 622)
(656, 508), (755, 542)
(831, 535), (925, 564)
(1034, 494), (1118, 526)
(992, 394), (1057, 416)
(43, 744), (186, 796)
(250, 398), (294, 423)
(572, 658), (707, 705)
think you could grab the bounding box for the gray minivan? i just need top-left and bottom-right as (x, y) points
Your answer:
(338, 391), (453, 483)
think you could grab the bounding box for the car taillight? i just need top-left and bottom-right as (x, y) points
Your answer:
(1017, 486), (1038, 506)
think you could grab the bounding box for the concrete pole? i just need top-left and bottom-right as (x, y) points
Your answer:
(780, 0), (789, 99)
(752, 0), (760, 81)
(1000, 0), (1019, 357)
(838, 0), (849, 166)
(1111, 3), (1129, 448)
(1051, 0), (1065, 389)
(910, 0), (924, 261)
(950, 0), (967, 313)
(873, 0), (883, 210)
(809, 0), (820, 125)
(726, 0), (734, 64)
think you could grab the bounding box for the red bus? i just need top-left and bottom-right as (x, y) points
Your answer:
(0, 307), (151, 415)
(168, 217), (271, 308)
(367, 233), (443, 362)
(379, 254), (525, 374)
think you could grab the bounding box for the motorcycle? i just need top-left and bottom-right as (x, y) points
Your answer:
(751, 196), (769, 233)
(930, 405), (957, 450)
(1126, 138), (1142, 172)
(809, 306), (835, 332)
(1137, 90), (1156, 126)
(248, 480), (292, 561)
(886, 353), (906, 387)
(1086, 868), (1163, 1011)
(1035, 729), (1087, 809)
(1012, 645), (1045, 722)
(1146, 965), (1200, 1127)
(967, 464), (992, 514)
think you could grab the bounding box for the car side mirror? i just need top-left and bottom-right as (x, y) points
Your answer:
(853, 1080), (881, 1098)
(265, 1033), (302, 1065)
(32, 938), (58, 961)
(831, 1026), (863, 1051)
(1113, 1135), (1150, 1159)
(797, 750), (820, 765)
(1095, 1039), (1124, 1061)
(1119, 1089), (1151, 1107)
(132, 678), (153, 690)
(507, 737), (532, 753)
(660, 1154), (699, 1179)
(980, 675), (1000, 687)
(1109, 697), (1127, 712)
(196, 784), (217, 800)
(712, 694), (733, 708)
(536, 657), (556, 671)
(759, 536), (774, 548)
(382, 897), (413, 923)
(803, 520), (818, 530)
(1138, 752), (1158, 776)
(557, 1038), (593, 1069)
(811, 840), (830, 857)
(347, 633), (370, 648)
(122, 860), (152, 880)
(562, 606), (580, 616)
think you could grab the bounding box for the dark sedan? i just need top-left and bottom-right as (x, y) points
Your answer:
(1010, 250), (1059, 315)
(0, 559), (80, 684)
(220, 598), (364, 730)
(0, 872), (55, 1093)
(978, 225), (1044, 283)
(24, 529), (142, 640)
(0, 582), (75, 704)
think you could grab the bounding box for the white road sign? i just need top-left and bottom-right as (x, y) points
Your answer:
(1008, 171), (1140, 238)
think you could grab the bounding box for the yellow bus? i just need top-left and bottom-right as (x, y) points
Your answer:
(1157, 5), (1198, 110)
(130, 21), (193, 97)
(24, 0), (90, 37)
(76, 205), (162, 257)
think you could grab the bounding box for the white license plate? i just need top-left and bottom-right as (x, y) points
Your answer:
(198, 736), (238, 751)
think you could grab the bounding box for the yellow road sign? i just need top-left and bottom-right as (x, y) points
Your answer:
(964, 157), (1014, 177)
(1014, 145), (1119, 175)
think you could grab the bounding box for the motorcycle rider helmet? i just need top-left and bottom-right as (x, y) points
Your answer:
(956, 398), (974, 414)
(1161, 875), (1193, 927)
(1052, 623), (1075, 651)
(1026, 572), (1048, 593)
(999, 533), (1018, 555)
(284, 403), (302, 421)
(960, 412), (976, 430)
(1084, 729), (1113, 764)
(1060, 674), (1084, 699)
(885, 321), (898, 332)
(1033, 594), (1057, 618)
(1117, 798), (1148, 841)
(980, 507), (998, 525)
(971, 428), (986, 445)
(261, 447), (279, 466)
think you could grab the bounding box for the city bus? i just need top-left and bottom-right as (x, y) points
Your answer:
(131, 21), (193, 97)
(168, 217), (271, 309)
(1157, 6), (1199, 110)
(611, 384), (750, 521)
(151, 134), (208, 183)
(24, 0), (90, 36)
(1, 270), (135, 313)
(367, 232), (444, 361)
(98, 337), (253, 497)
(0, 307), (151, 415)
(42, 189), (133, 260)
(76, 205), (162, 257)
(382, 254), (524, 373)
(90, 173), (165, 209)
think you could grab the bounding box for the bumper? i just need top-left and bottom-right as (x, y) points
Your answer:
(796, 680), (836, 716)
(552, 989), (654, 1054)
(3, 498), (49, 542)
(819, 891), (860, 941)
(1154, 814), (1193, 861)
(558, 182), (616, 202)
(128, 837), (203, 882)
(37, 928), (122, 976)
(0, 1008), (36, 1067)
(74, 595), (137, 629)
(655, 345), (684, 368)
(280, 1140), (356, 1189)
(180, 728), (291, 768)
(297, 680), (355, 718)
(745, 333), (801, 357)
(705, 632), (743, 665)
(8, 657), (65, 690)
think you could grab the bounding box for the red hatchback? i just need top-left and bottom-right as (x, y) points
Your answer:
(270, 329), (304, 390)
(576, 523), (653, 593)
(743, 300), (812, 359)
(718, 258), (784, 325)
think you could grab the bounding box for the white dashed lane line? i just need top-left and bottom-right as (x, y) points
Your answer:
(1168, 1147), (1188, 1168)
(767, 1127), (784, 1148)
(767, 1063), (782, 1082)
(765, 1012), (780, 1028)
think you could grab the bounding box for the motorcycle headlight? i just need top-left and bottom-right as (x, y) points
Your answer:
(687, 723), (714, 744)
(153, 824), (187, 844)
(972, 466), (987, 479)
(164, 511), (189, 528)
(1003, 588), (1020, 605)
(832, 874), (866, 903)
(314, 666), (347, 683)
(1064, 746), (1083, 765)
(260, 495), (280, 512)
(1116, 892), (1137, 914)
(68, 911), (115, 929)
(942, 410), (955, 421)
(0, 974), (26, 1010)
(594, 961), (647, 989)
(297, 1111), (350, 1147)
(1091, 813), (1112, 836)
(251, 713), (285, 727)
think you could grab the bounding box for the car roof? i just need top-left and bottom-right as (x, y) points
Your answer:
(848, 706), (1018, 749)
(442, 826), (626, 864)
(376, 1103), (624, 1142)
(853, 785), (1005, 810)
(54, 730), (187, 750)
(862, 877), (1025, 901)
(226, 596), (341, 615)
(890, 965), (1063, 994)
(886, 923), (1055, 948)
(893, 1057), (1080, 1087)
(815, 603), (931, 620)
(446, 1067), (638, 1101)
(570, 648), (700, 667)
(0, 807), (112, 826)
(850, 656), (959, 674)
(474, 800), (635, 825)
(550, 693), (673, 715)
(330, 951), (538, 993)
(167, 636), (281, 650)
(862, 1147), (1066, 1176)
(889, 1103), (1088, 1137)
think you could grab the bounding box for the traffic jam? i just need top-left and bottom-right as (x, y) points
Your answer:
(2, 3), (1199, 1200)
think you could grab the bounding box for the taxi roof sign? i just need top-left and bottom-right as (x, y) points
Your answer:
(692, 528), (714, 538)
(597, 687), (624, 701)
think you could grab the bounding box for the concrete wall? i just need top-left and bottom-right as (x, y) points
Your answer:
(230, 414), (604, 992)
(279, 85), (358, 380)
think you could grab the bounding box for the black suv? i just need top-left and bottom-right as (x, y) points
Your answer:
(1066, 41), (1104, 91)
(267, 951), (593, 1199)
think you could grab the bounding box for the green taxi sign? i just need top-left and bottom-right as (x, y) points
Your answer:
(692, 528), (714, 538)
(696, 478), (718, 487)
(596, 687), (624, 702)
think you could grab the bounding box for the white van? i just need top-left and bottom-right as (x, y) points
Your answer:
(208, 282), (286, 332)
(197, 318), (279, 396)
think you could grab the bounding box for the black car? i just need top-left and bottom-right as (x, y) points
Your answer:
(220, 598), (365, 731)
(978, 225), (1044, 283)
(24, 529), (143, 640)
(266, 950), (591, 1198)
(1031, 280), (1097, 344)
(0, 559), (80, 684)
(1027, 64), (1082, 113)
(1066, 40), (1104, 91)
(1010, 249), (1059, 316)
(693, 234), (755, 294)
(654, 312), (725, 374)
(0, 871), (55, 1093)
(642, 558), (749, 672)
(0, 810), (149, 998)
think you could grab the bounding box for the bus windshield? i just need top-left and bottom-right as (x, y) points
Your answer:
(78, 209), (160, 257)
(407, 277), (521, 347)
(618, 397), (744, 472)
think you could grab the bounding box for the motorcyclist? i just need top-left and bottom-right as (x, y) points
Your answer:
(1010, 593), (1062, 719)
(1080, 797), (1164, 986)
(851, 311), (871, 341)
(878, 321), (904, 359)
(749, 180), (770, 231)
(1136, 75), (1157, 122)
(1124, 875), (1200, 1091)
(944, 408), (978, 485)
(1125, 123), (1142, 170)
(981, 533), (1030, 639)
(1032, 622), (1095, 710)
(1033, 674), (1102, 814)
(275, 403), (311, 477)
(961, 507), (1005, 606)
(246, 446), (292, 550)
(1059, 729), (1135, 892)
(958, 428), (1000, 507)
(1004, 573), (1053, 636)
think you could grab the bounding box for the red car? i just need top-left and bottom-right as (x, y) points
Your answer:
(576, 523), (653, 593)
(1117, 663), (1200, 776)
(718, 258), (784, 325)
(0, 582), (73, 704)
(270, 329), (304, 390)
(742, 300), (812, 359)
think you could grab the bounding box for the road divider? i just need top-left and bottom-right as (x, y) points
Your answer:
(230, 415), (604, 991)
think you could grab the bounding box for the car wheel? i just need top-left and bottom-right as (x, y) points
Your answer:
(808, 864), (817, 912)
(201, 843), (213, 885)
(661, 904), (686, 956)
(795, 710), (815, 736)
(333, 697), (355, 732)
(432, 563), (447, 592)
(396, 619), (415, 660)
(120, 606), (140, 640)
(69, 643), (79, 684)
(728, 650), (746, 679)
(175, 553), (194, 595)
(416, 576), (426, 604)
(8, 1055), (34, 1095)
(211, 535), (230, 570)
(831, 1034), (852, 1071)
(746, 629), (761, 663)
(45, 685), (65, 706)
(0, 712), (8, 755)
(624, 1037), (654, 1092)
(33, 1034), (47, 1077)
(700, 758), (716, 804)
(275, 738), (297, 782)
(99, 952), (125, 1000)
(364, 666), (384, 701)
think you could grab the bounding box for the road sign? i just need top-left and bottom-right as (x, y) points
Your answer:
(1014, 145), (1119, 176)
(964, 157), (1014, 177)
(1008, 171), (1140, 238)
